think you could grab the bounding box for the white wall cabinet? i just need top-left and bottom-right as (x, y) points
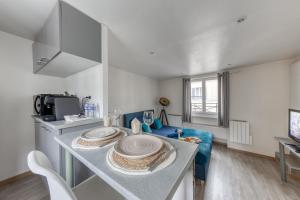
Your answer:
(33, 1), (101, 77)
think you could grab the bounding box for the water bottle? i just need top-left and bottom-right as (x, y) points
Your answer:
(84, 102), (90, 117)
(88, 103), (93, 118)
(92, 103), (97, 118)
(90, 103), (95, 118)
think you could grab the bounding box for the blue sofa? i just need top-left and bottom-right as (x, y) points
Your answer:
(123, 110), (213, 181)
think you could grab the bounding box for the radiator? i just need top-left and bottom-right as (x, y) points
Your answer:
(229, 120), (252, 145)
(168, 114), (183, 127)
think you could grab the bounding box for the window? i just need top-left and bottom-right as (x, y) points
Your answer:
(191, 77), (218, 115)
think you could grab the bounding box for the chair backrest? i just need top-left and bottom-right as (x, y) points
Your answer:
(27, 151), (77, 200)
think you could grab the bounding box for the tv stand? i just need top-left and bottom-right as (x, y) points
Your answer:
(275, 137), (300, 182)
(285, 144), (300, 153)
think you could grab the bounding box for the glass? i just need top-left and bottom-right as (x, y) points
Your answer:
(143, 111), (154, 127)
(111, 108), (121, 126)
(205, 79), (218, 113)
(191, 81), (203, 112)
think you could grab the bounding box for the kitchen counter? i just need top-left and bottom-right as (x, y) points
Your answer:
(55, 129), (198, 200)
(33, 115), (104, 185)
(33, 115), (103, 130)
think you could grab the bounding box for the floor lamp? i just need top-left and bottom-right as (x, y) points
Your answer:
(159, 97), (170, 126)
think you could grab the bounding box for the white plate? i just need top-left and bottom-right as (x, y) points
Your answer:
(107, 140), (176, 175)
(81, 127), (120, 141)
(113, 135), (163, 159)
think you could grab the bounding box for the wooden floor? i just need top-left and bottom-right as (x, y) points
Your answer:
(0, 175), (49, 200)
(1, 144), (300, 200)
(196, 144), (300, 200)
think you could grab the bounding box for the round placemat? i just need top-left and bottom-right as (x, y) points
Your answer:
(72, 131), (127, 150)
(106, 139), (176, 175)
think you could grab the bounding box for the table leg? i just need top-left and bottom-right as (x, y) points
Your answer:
(65, 150), (73, 187)
(279, 142), (287, 182)
(193, 160), (195, 200)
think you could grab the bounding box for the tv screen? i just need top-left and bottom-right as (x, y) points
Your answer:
(289, 109), (300, 143)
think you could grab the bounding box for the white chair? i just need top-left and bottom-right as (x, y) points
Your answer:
(27, 151), (124, 200)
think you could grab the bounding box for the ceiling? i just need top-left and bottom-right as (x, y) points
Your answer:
(1, 0), (300, 79)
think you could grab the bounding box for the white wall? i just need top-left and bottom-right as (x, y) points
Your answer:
(0, 31), (65, 181)
(65, 65), (103, 118)
(159, 78), (183, 115)
(64, 25), (109, 119)
(290, 59), (300, 110)
(228, 60), (290, 157)
(159, 60), (291, 156)
(159, 78), (228, 141)
(108, 66), (159, 120)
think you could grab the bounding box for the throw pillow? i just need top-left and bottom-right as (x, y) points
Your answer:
(142, 123), (152, 133)
(153, 118), (163, 129)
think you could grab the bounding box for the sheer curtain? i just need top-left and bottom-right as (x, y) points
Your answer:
(182, 78), (192, 123)
(218, 71), (230, 127)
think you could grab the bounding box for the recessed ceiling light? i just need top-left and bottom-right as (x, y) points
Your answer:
(236, 16), (247, 24)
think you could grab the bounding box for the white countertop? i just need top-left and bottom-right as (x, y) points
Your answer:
(33, 116), (103, 130)
(55, 129), (198, 200)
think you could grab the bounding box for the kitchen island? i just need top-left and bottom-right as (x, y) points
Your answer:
(55, 128), (198, 200)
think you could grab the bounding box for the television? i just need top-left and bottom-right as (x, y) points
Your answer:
(289, 109), (300, 143)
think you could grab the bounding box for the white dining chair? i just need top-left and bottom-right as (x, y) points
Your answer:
(27, 151), (124, 200)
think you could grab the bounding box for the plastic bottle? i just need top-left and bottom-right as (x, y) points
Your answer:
(92, 103), (97, 118)
(84, 102), (90, 117)
(90, 103), (95, 118)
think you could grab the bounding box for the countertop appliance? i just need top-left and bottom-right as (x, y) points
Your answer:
(34, 94), (80, 121)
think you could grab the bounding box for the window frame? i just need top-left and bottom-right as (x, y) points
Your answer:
(191, 77), (218, 117)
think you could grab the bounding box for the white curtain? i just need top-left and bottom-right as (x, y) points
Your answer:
(182, 78), (192, 123)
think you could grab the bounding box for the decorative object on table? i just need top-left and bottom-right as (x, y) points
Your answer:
(106, 135), (176, 175)
(112, 108), (121, 126)
(104, 115), (113, 127)
(143, 111), (154, 132)
(159, 97), (170, 126)
(72, 127), (127, 149)
(179, 137), (201, 144)
(131, 118), (141, 134)
(176, 129), (183, 139)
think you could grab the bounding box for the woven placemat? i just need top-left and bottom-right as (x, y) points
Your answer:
(76, 131), (126, 147)
(111, 143), (170, 170)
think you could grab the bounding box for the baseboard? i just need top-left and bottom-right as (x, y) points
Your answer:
(227, 147), (275, 160)
(213, 138), (227, 145)
(0, 171), (32, 187)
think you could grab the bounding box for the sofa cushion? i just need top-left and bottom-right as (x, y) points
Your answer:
(195, 143), (212, 165)
(153, 118), (163, 129)
(151, 125), (177, 137)
(142, 123), (152, 133)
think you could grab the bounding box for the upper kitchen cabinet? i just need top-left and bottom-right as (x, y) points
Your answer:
(32, 1), (101, 77)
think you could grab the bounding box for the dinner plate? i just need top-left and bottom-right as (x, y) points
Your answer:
(107, 139), (176, 175)
(114, 135), (163, 159)
(81, 127), (120, 141)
